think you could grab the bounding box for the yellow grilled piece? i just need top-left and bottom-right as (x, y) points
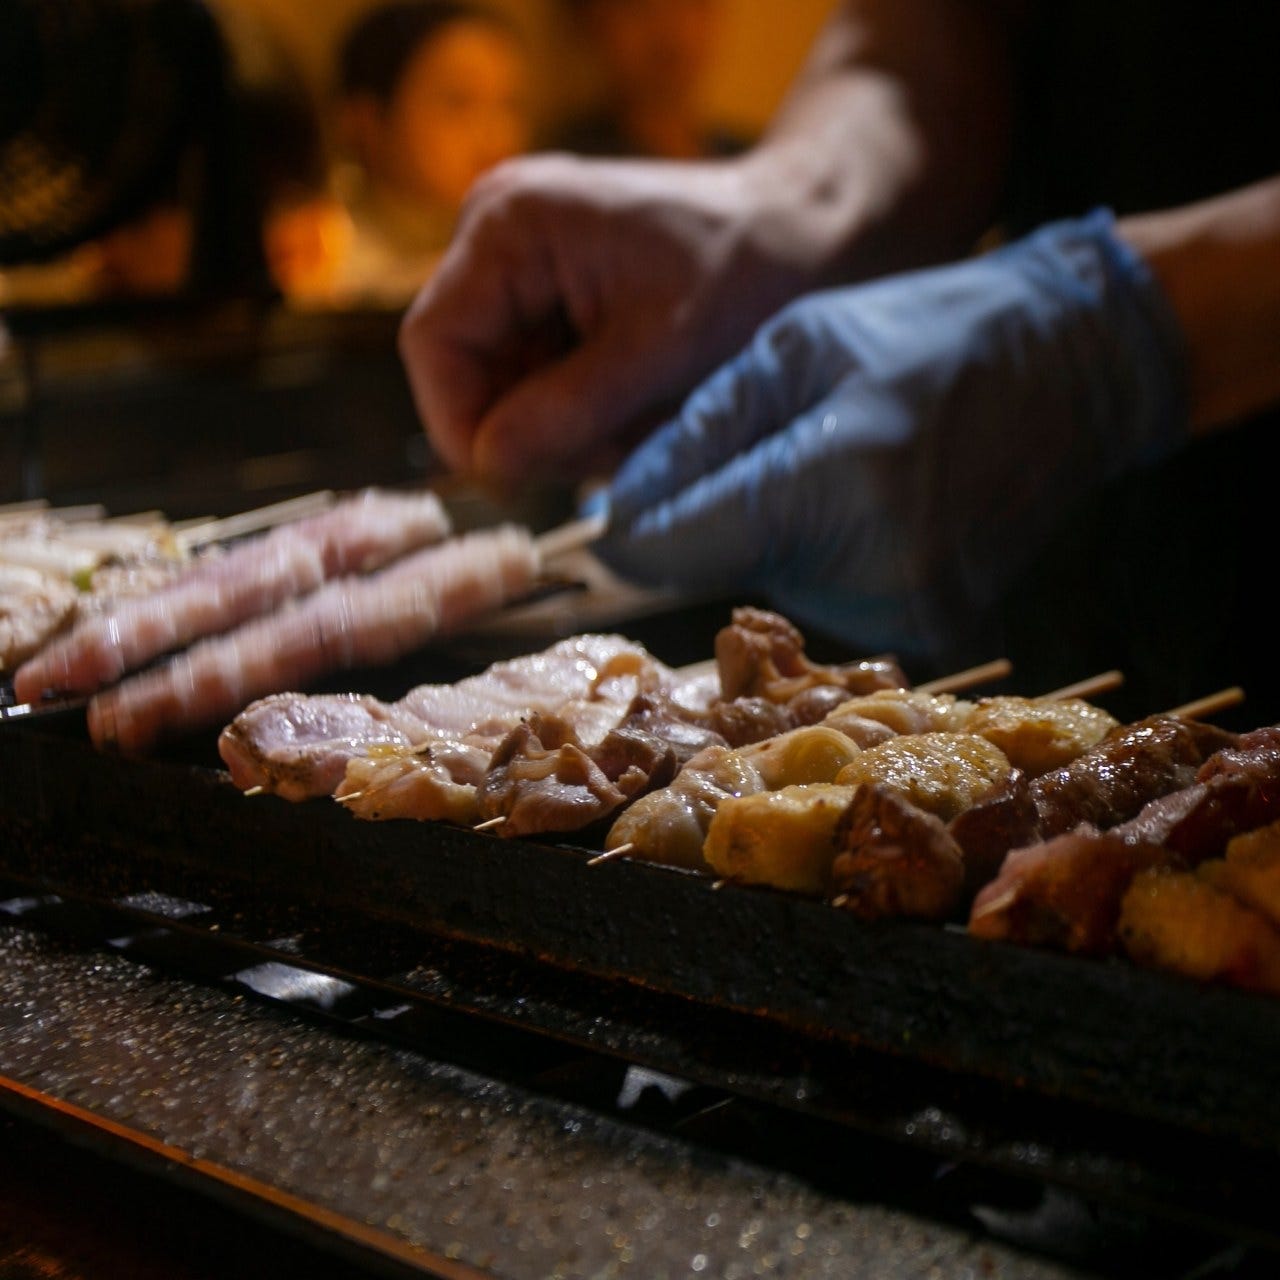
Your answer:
(1119, 866), (1280, 995)
(703, 783), (857, 894)
(961, 695), (1118, 778)
(1199, 819), (1280, 930)
(834, 731), (1012, 823)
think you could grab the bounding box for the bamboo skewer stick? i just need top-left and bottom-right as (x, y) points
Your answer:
(473, 815), (507, 832)
(587, 843), (635, 866)
(1042, 669), (1125, 701)
(174, 489), (337, 551)
(1168, 686), (1245, 721)
(919, 657), (1013, 695)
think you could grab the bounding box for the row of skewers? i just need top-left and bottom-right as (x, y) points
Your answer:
(2, 486), (592, 746)
(8, 483), (1279, 1000)
(214, 604), (1280, 1000)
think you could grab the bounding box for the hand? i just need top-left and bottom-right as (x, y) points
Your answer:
(591, 210), (1187, 662)
(397, 151), (826, 488)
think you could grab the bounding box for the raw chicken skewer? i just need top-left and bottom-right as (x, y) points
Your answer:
(14, 488), (453, 703)
(91, 523), (544, 756)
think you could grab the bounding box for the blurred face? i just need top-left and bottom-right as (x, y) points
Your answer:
(581, 0), (723, 107)
(372, 20), (530, 211)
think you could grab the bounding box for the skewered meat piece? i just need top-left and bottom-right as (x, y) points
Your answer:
(834, 732), (1014, 823)
(222, 631), (684, 801)
(598, 691), (969, 867)
(1118, 867), (1280, 995)
(338, 739), (491, 825)
(952, 714), (1239, 891)
(1198, 819), (1280, 927)
(605, 725), (864, 871)
(968, 830), (1173, 955)
(968, 725), (1280, 956)
(477, 716), (677, 838)
(0, 565), (80, 672)
(15, 487), (452, 702)
(94, 525), (539, 756)
(959, 695), (1118, 777)
(623, 690), (792, 753)
(704, 784), (857, 894)
(602, 745), (764, 872)
(946, 774), (1040, 898)
(699, 732), (1012, 897)
(830, 785), (966, 922)
(715, 606), (908, 701)
(1116, 725), (1280, 862)
(820, 688), (974, 745)
(1031, 714), (1237, 835)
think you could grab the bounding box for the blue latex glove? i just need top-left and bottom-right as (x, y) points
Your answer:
(588, 209), (1188, 662)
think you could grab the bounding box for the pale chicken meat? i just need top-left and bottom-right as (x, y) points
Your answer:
(221, 630), (684, 801)
(337, 739), (492, 825)
(98, 525), (538, 756)
(0, 565), (79, 673)
(16, 487), (452, 702)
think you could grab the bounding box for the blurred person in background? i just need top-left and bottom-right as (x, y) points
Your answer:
(0, 0), (338, 309)
(330, 0), (532, 306)
(548, 0), (752, 160)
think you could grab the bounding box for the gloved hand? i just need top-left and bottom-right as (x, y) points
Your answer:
(590, 209), (1187, 662)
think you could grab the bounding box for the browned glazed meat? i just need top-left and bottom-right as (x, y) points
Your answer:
(831, 784), (966, 922)
(714, 607), (907, 703)
(952, 715), (1239, 891)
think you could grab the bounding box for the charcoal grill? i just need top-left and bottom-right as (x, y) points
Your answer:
(3, 642), (1280, 1278)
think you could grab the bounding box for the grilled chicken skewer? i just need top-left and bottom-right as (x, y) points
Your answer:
(970, 720), (1280, 956)
(605, 683), (1120, 878)
(15, 488), (453, 703)
(326, 608), (908, 829)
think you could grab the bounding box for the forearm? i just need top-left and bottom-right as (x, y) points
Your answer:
(739, 0), (1018, 283)
(1119, 176), (1280, 434)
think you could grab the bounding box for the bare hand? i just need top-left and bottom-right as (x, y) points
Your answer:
(398, 151), (811, 487)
